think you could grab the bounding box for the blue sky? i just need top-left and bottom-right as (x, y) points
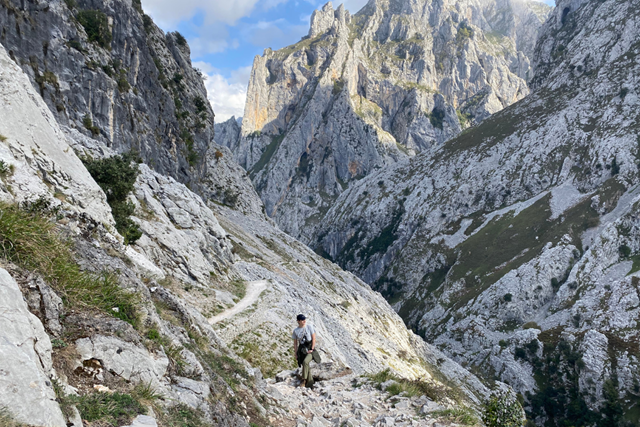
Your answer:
(142, 0), (555, 122)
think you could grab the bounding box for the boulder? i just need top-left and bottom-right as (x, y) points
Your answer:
(0, 268), (66, 426)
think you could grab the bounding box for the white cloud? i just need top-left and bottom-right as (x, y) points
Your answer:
(143, 0), (264, 27)
(199, 66), (252, 122)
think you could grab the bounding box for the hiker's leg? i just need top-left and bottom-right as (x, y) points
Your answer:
(302, 353), (313, 387)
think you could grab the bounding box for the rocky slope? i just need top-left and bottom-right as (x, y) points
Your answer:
(312, 0), (640, 424)
(218, 0), (550, 240)
(0, 29), (502, 427)
(0, 0), (225, 199)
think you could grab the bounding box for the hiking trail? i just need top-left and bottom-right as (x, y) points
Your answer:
(208, 280), (269, 324)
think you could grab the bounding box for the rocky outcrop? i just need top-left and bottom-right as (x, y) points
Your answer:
(219, 0), (550, 240)
(0, 0), (214, 192)
(0, 268), (66, 427)
(312, 0), (640, 423)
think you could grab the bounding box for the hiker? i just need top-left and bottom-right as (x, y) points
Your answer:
(292, 314), (320, 388)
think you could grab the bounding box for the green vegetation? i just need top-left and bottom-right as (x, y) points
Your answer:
(456, 110), (473, 128)
(525, 336), (626, 426)
(77, 10), (112, 49)
(366, 369), (457, 402)
(117, 70), (130, 93)
(173, 32), (187, 46)
(361, 203), (405, 262)
(83, 152), (143, 245)
(0, 134), (6, 142)
(63, 0), (76, 9)
(131, 0), (143, 13)
(445, 192), (600, 309)
(250, 133), (284, 177)
(157, 404), (207, 427)
(233, 340), (284, 379)
(142, 14), (154, 32)
(482, 392), (525, 427)
(456, 22), (474, 46)
(0, 200), (138, 325)
(82, 114), (100, 136)
(332, 79), (345, 95)
(75, 392), (146, 426)
(426, 107), (445, 130)
(432, 407), (479, 425)
(0, 160), (14, 177)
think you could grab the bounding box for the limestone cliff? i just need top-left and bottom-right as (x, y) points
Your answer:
(219, 0), (550, 240)
(313, 0), (640, 423)
(0, 0), (218, 196)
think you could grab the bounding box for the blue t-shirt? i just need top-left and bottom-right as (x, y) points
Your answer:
(292, 324), (315, 345)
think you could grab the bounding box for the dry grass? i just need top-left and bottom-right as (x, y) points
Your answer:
(0, 201), (139, 326)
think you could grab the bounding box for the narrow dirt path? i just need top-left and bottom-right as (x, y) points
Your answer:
(208, 280), (269, 324)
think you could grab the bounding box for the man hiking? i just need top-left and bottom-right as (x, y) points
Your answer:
(292, 314), (320, 388)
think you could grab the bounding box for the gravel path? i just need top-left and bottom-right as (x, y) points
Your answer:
(208, 280), (269, 324)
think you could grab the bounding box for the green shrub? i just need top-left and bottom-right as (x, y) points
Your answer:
(194, 96), (207, 114)
(83, 152), (142, 245)
(499, 340), (508, 348)
(142, 14), (153, 32)
(131, 0), (143, 13)
(0, 160), (14, 177)
(82, 114), (100, 136)
(456, 22), (474, 45)
(74, 392), (145, 426)
(618, 244), (631, 258)
(77, 10), (112, 49)
(66, 39), (83, 51)
(332, 79), (344, 95)
(173, 31), (187, 46)
(117, 71), (130, 93)
(483, 392), (525, 427)
(0, 134), (6, 142)
(503, 293), (512, 302)
(427, 107), (445, 130)
(63, 0), (76, 9)
(0, 202), (139, 325)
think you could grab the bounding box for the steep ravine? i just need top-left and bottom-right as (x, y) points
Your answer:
(313, 0), (640, 424)
(0, 11), (512, 427)
(217, 0), (550, 241)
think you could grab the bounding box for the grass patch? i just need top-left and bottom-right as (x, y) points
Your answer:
(74, 392), (146, 426)
(0, 407), (29, 427)
(157, 404), (207, 427)
(0, 201), (139, 325)
(366, 369), (454, 402)
(233, 340), (285, 379)
(0, 134), (7, 142)
(83, 152), (142, 245)
(432, 407), (479, 425)
(447, 192), (599, 309)
(201, 351), (249, 391)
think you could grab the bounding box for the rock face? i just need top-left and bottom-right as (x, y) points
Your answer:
(0, 0), (214, 192)
(0, 268), (66, 427)
(0, 44), (113, 225)
(218, 0), (550, 240)
(312, 0), (640, 423)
